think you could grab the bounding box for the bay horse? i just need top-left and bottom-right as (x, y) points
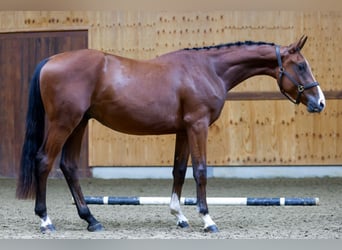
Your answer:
(16, 36), (325, 233)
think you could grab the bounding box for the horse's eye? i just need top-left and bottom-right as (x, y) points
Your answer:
(297, 63), (306, 72)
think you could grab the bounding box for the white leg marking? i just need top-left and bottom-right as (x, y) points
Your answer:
(39, 215), (56, 233)
(201, 214), (216, 229)
(40, 215), (53, 228)
(170, 193), (188, 225)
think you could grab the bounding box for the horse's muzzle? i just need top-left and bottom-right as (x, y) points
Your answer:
(307, 99), (325, 113)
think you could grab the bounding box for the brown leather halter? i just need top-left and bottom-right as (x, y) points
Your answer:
(275, 45), (319, 104)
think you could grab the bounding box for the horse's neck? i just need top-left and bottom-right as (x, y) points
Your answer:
(212, 45), (278, 91)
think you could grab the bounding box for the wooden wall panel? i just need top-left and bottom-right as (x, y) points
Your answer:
(0, 11), (341, 169)
(0, 30), (88, 177)
(207, 100), (342, 165)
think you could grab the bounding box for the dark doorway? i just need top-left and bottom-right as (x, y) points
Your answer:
(0, 30), (89, 177)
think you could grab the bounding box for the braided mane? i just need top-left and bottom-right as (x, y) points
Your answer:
(184, 40), (276, 51)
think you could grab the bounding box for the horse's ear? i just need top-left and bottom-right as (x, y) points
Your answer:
(289, 35), (308, 53)
(297, 35), (308, 50)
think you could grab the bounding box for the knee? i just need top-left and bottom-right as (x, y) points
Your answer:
(193, 166), (207, 183)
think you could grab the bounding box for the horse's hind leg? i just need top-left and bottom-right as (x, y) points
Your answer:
(60, 117), (103, 232)
(35, 122), (71, 233)
(170, 132), (190, 228)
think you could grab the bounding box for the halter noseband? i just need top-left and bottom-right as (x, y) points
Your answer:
(275, 45), (319, 104)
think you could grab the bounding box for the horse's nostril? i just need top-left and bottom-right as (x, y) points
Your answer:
(320, 102), (325, 109)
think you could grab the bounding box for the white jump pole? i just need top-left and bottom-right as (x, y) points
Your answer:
(79, 196), (319, 206)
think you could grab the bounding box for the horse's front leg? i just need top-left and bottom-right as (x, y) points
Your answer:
(187, 119), (219, 233)
(170, 132), (190, 228)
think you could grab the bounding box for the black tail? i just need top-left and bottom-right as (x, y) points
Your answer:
(16, 58), (49, 199)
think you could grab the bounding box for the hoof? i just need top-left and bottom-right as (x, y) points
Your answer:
(177, 221), (190, 229)
(40, 224), (56, 234)
(87, 222), (104, 232)
(204, 224), (219, 233)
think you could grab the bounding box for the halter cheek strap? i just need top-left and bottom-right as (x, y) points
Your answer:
(275, 45), (319, 104)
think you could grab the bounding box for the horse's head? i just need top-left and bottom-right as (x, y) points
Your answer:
(276, 35), (325, 113)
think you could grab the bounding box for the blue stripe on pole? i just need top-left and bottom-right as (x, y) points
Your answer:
(247, 197), (280, 206)
(108, 196), (140, 205)
(284, 197), (318, 206)
(247, 197), (318, 206)
(82, 196), (319, 206)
